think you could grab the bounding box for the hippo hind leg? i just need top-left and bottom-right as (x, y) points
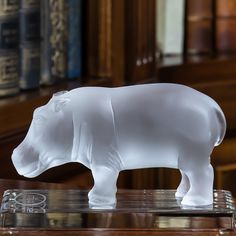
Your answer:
(178, 152), (214, 206)
(175, 170), (190, 198)
(88, 166), (119, 209)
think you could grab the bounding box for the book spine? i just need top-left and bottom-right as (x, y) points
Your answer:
(86, 0), (112, 78)
(40, 0), (67, 85)
(67, 0), (82, 80)
(156, 0), (185, 55)
(215, 0), (236, 53)
(19, 0), (40, 90)
(0, 0), (19, 97)
(99, 0), (112, 77)
(184, 0), (214, 55)
(40, 0), (52, 85)
(125, 0), (156, 83)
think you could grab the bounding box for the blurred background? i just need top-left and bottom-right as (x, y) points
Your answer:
(0, 0), (236, 201)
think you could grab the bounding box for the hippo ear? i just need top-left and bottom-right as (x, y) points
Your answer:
(52, 90), (70, 112)
(53, 97), (70, 112)
(53, 90), (68, 97)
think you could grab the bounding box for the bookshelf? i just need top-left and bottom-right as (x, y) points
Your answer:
(1, 0), (236, 197)
(0, 0), (156, 188)
(155, 0), (236, 195)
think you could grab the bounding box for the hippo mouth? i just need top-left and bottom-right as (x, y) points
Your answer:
(19, 164), (49, 178)
(16, 158), (69, 178)
(12, 157), (47, 178)
(12, 144), (71, 178)
(11, 146), (45, 178)
(22, 159), (65, 178)
(12, 149), (60, 178)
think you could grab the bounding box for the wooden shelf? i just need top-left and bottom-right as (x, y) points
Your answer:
(158, 55), (236, 84)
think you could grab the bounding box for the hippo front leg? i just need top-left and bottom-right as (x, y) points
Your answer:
(88, 166), (119, 209)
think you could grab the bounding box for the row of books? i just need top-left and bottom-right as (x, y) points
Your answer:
(156, 0), (236, 56)
(0, 0), (81, 97)
(0, 0), (157, 97)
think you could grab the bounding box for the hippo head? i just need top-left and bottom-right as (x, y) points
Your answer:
(12, 91), (74, 178)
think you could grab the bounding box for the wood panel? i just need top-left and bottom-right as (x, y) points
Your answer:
(212, 138), (236, 196)
(184, 0), (214, 54)
(158, 56), (236, 85)
(111, 0), (125, 87)
(0, 130), (27, 180)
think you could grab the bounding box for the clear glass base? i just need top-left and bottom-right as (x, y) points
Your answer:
(0, 189), (235, 230)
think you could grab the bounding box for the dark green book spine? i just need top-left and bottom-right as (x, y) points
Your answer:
(0, 0), (19, 97)
(19, 0), (40, 90)
(40, 0), (67, 85)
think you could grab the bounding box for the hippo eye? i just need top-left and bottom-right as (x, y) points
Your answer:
(33, 115), (47, 125)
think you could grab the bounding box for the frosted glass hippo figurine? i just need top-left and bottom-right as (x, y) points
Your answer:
(12, 83), (226, 208)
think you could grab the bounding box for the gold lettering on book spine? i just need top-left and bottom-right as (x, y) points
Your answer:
(0, 0), (19, 16)
(49, 0), (67, 79)
(0, 55), (18, 85)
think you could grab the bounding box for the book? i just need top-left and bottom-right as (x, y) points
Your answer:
(40, 0), (67, 85)
(125, 0), (156, 83)
(86, 0), (112, 78)
(215, 0), (236, 53)
(19, 0), (40, 90)
(0, 0), (19, 97)
(184, 0), (214, 54)
(67, 0), (82, 80)
(156, 0), (185, 55)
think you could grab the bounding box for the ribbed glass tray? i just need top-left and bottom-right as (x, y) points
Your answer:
(0, 189), (235, 230)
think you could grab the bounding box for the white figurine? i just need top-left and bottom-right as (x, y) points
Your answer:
(12, 84), (226, 208)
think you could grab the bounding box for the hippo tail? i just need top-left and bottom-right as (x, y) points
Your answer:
(213, 106), (226, 146)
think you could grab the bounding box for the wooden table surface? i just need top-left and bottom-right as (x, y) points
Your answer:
(0, 178), (235, 236)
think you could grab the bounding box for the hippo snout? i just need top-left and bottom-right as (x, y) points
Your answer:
(12, 144), (41, 178)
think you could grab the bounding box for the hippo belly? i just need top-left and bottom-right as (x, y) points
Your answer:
(113, 108), (180, 170)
